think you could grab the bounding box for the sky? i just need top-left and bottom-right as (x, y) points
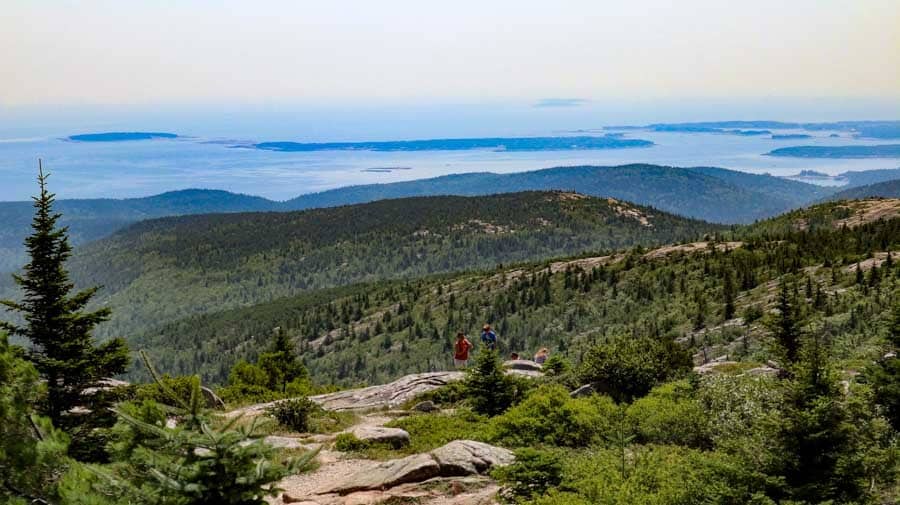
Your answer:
(2, 0), (899, 108)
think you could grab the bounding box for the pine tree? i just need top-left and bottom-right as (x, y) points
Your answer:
(258, 328), (308, 394)
(464, 349), (515, 416)
(772, 281), (802, 364)
(722, 270), (735, 320)
(0, 165), (129, 428)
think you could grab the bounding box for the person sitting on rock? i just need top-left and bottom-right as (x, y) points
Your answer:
(509, 352), (519, 360)
(481, 324), (498, 351)
(454, 331), (473, 368)
(534, 347), (549, 365)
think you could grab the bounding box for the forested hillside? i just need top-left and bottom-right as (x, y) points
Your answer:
(130, 199), (900, 386)
(285, 164), (832, 223)
(828, 180), (900, 200)
(0, 164), (838, 274)
(57, 192), (720, 339)
(746, 198), (900, 236)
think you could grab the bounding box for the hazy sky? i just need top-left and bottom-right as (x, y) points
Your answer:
(2, 0), (899, 107)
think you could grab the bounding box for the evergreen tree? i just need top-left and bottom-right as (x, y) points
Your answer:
(771, 281), (802, 364)
(722, 270), (735, 320)
(464, 349), (515, 416)
(258, 329), (308, 393)
(0, 166), (129, 429)
(775, 331), (866, 503)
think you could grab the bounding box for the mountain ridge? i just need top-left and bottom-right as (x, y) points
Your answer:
(0, 163), (843, 272)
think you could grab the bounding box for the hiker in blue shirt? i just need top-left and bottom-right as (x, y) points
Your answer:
(481, 323), (497, 351)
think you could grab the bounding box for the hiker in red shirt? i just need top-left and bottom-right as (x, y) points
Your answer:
(454, 331), (473, 368)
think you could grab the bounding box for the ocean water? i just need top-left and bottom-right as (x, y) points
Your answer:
(0, 123), (897, 202)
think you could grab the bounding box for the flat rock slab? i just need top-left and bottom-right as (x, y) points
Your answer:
(229, 370), (544, 417)
(431, 440), (514, 477)
(323, 440), (513, 496)
(328, 453), (441, 495)
(349, 426), (410, 447)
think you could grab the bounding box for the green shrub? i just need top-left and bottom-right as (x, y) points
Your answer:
(493, 447), (564, 501)
(625, 381), (711, 448)
(265, 397), (320, 433)
(556, 445), (765, 505)
(385, 409), (489, 453)
(217, 383), (281, 405)
(334, 433), (370, 452)
(578, 334), (692, 403)
(490, 385), (618, 447)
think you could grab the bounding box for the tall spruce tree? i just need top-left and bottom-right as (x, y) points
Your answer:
(722, 270), (736, 320)
(258, 328), (308, 393)
(772, 281), (802, 364)
(0, 165), (129, 428)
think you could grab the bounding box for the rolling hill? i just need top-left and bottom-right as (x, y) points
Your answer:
(53, 191), (721, 340)
(0, 164), (835, 273)
(284, 164), (833, 223)
(123, 199), (900, 385)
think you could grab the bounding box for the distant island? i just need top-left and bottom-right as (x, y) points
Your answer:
(772, 134), (812, 140)
(361, 167), (413, 173)
(766, 144), (900, 159)
(254, 135), (653, 152)
(68, 132), (179, 142)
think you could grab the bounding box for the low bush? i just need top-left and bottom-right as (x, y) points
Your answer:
(333, 432), (370, 452)
(493, 447), (564, 502)
(265, 397), (320, 433)
(385, 409), (489, 453)
(489, 385), (618, 448)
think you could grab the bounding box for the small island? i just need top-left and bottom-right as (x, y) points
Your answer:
(771, 134), (812, 140)
(766, 144), (900, 158)
(68, 132), (179, 142)
(361, 167), (414, 173)
(254, 135), (653, 152)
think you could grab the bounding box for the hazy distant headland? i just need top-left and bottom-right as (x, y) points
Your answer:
(253, 135), (653, 152)
(67, 132), (179, 142)
(766, 144), (900, 158)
